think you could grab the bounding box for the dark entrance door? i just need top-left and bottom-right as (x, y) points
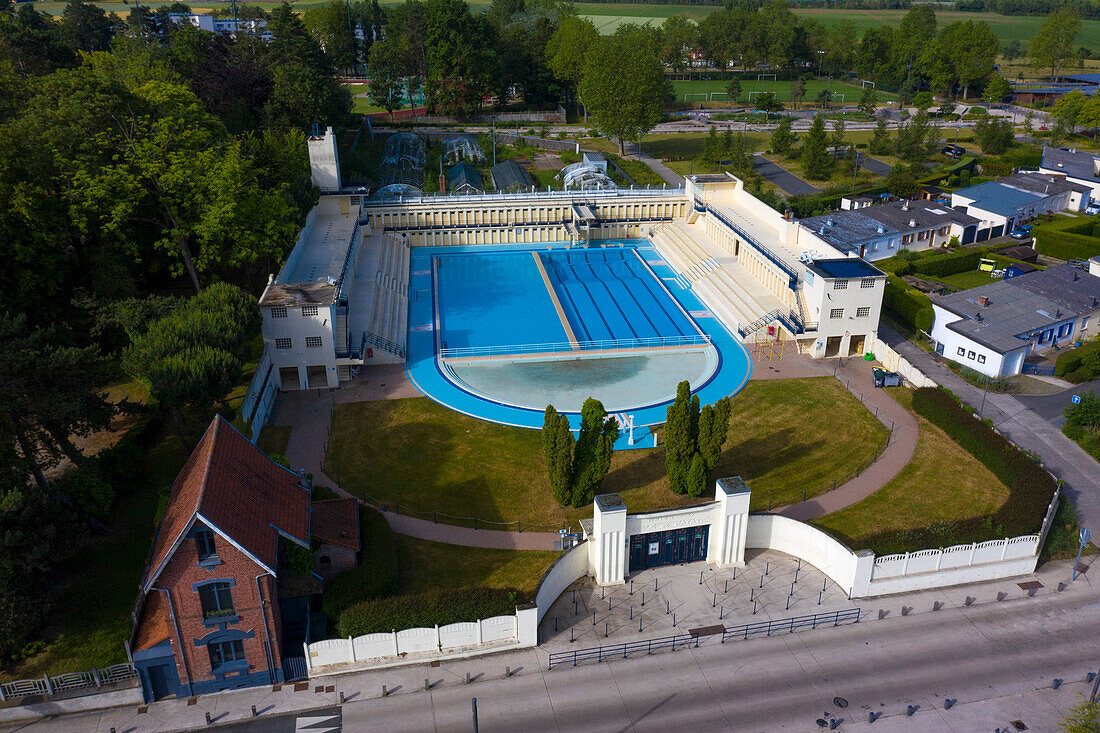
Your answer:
(629, 525), (709, 573)
(147, 664), (172, 701)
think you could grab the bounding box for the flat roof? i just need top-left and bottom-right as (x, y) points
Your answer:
(806, 258), (885, 280)
(1040, 146), (1100, 182)
(953, 181), (1045, 217)
(801, 200), (978, 254)
(259, 281), (337, 307)
(281, 204), (358, 286)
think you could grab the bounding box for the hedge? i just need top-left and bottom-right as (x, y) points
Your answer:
(909, 248), (987, 278)
(322, 505), (398, 619)
(852, 387), (1057, 555)
(883, 275), (934, 334)
(1032, 216), (1100, 261)
(1054, 338), (1100, 383)
(337, 586), (520, 637)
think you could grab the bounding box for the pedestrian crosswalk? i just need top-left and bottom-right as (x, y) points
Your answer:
(295, 710), (342, 733)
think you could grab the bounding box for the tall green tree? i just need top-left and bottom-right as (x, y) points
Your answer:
(58, 0), (116, 53)
(983, 74), (1012, 106)
(869, 113), (892, 155)
(423, 0), (498, 117)
(579, 23), (667, 154)
(368, 37), (406, 117)
(801, 113), (833, 180)
(571, 399), (618, 507)
(659, 14), (697, 73)
(664, 381), (731, 498)
(858, 86), (879, 115)
(789, 78), (805, 108)
(303, 0), (358, 73)
(770, 116), (795, 156)
(1031, 7), (1081, 79)
(546, 16), (598, 120)
(542, 405), (574, 507)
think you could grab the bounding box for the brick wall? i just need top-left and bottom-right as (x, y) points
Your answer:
(152, 532), (281, 692)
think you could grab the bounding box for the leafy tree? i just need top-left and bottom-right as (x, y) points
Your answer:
(858, 86), (879, 115)
(703, 126), (722, 166)
(422, 0), (498, 117)
(1031, 7), (1081, 79)
(756, 91), (783, 122)
(659, 14), (697, 73)
(726, 78), (742, 104)
(266, 60), (351, 131)
(886, 164), (919, 198)
(664, 381), (731, 498)
(303, 0), (358, 73)
(869, 113), (893, 155)
(571, 399), (619, 507)
(896, 110), (933, 162)
(579, 24), (666, 154)
(123, 283), (259, 439)
(0, 4), (78, 77)
(789, 77), (805, 108)
(0, 313), (114, 491)
(801, 113), (833, 180)
(542, 405), (574, 506)
(983, 74), (1011, 107)
(547, 16), (598, 120)
(912, 91), (935, 111)
(368, 37), (405, 117)
(974, 115), (1014, 154)
(938, 20), (999, 99)
(58, 0), (116, 53)
(1002, 39), (1024, 62)
(697, 6), (746, 72)
(770, 116), (795, 156)
(829, 118), (847, 155)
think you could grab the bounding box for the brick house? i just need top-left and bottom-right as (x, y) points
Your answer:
(311, 498), (361, 578)
(128, 415), (312, 702)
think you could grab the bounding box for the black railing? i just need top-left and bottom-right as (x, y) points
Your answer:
(361, 330), (405, 359)
(698, 200), (799, 290)
(548, 608), (861, 670)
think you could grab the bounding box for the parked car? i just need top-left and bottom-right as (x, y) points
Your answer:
(942, 144), (966, 158)
(1009, 224), (1033, 239)
(1086, 203), (1100, 215)
(871, 368), (903, 388)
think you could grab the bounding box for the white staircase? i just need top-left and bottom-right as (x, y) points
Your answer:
(364, 235), (411, 359)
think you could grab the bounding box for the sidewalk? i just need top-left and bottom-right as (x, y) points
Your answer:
(7, 556), (1093, 732)
(879, 324), (1100, 532)
(622, 142), (684, 187)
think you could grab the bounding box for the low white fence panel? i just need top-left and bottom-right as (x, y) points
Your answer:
(480, 616), (516, 644)
(352, 633), (394, 661)
(396, 627), (438, 654)
(0, 663), (137, 702)
(439, 622), (478, 649)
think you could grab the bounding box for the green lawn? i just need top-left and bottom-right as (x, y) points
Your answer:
(812, 388), (1011, 554)
(672, 79), (896, 105)
(323, 377), (888, 526)
(396, 536), (558, 598)
(936, 269), (1005, 290)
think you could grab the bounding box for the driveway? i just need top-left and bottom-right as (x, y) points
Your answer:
(859, 155), (892, 177)
(751, 153), (820, 196)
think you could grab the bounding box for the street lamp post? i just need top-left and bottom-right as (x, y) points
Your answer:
(817, 50), (825, 79)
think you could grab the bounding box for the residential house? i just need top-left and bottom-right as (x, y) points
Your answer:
(1039, 147), (1100, 198)
(129, 416), (312, 702)
(799, 199), (979, 262)
(930, 264), (1100, 377)
(950, 172), (1090, 241)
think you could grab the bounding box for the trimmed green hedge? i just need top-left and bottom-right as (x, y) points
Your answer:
(852, 387), (1057, 555)
(322, 505), (398, 619)
(1033, 216), (1100, 261)
(883, 275), (933, 334)
(910, 248), (986, 278)
(1055, 338), (1100, 383)
(336, 587), (520, 637)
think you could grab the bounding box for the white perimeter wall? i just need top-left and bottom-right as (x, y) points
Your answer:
(535, 542), (592, 625)
(746, 515), (870, 595)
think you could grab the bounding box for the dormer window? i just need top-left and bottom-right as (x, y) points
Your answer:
(195, 529), (217, 563)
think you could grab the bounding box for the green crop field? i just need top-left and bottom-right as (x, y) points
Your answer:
(671, 78), (896, 104)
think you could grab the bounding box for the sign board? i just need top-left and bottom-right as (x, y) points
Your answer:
(1081, 527), (1092, 545)
(1072, 394), (1082, 405)
(648, 542), (659, 555)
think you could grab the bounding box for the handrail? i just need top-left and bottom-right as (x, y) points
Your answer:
(547, 607), (861, 670)
(362, 330), (405, 358)
(333, 220), (362, 304)
(698, 199), (799, 290)
(439, 334), (711, 360)
(366, 186), (686, 208)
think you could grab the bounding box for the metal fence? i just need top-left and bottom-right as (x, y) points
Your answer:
(0, 663), (137, 702)
(439, 334), (710, 360)
(548, 608), (861, 669)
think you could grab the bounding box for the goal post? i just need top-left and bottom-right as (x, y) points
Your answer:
(860, 79), (876, 89)
(683, 93), (708, 102)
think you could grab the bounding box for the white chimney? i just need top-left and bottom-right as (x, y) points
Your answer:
(909, 218), (917, 228)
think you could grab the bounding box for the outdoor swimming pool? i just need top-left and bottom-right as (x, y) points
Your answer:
(406, 240), (751, 438)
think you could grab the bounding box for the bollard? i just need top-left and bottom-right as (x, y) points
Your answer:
(713, 593), (717, 608)
(638, 615), (642, 632)
(642, 591), (645, 606)
(554, 617), (558, 632)
(997, 591), (1007, 601)
(785, 595), (790, 610)
(630, 580), (634, 596)
(631, 605), (634, 620)
(593, 611), (596, 626)
(733, 568), (737, 580)
(818, 590), (823, 605)
(868, 711), (880, 723)
(252, 705), (258, 717)
(382, 685), (388, 697)
(666, 600), (670, 615)
(506, 666), (511, 678)
(795, 568), (800, 583)
(766, 562), (770, 576)
(822, 579), (827, 592)
(339, 691), (346, 704)
(1059, 582), (1067, 592)
(425, 678), (430, 691)
(604, 622), (608, 638)
(699, 570), (703, 585)
(790, 581), (795, 596)
(574, 601), (577, 616)
(753, 600), (758, 615)
(1053, 678), (1063, 689)
(608, 598), (612, 611)
(964, 596), (974, 606)
(673, 613), (677, 627)
(760, 574), (764, 589)
(725, 579), (729, 593)
(906, 705), (916, 717)
(933, 601), (942, 611)
(655, 578), (658, 591)
(570, 628), (574, 643)
(572, 590), (575, 603)
(720, 606), (724, 620)
(902, 606), (909, 616)
(206, 712), (213, 725)
(750, 588), (755, 602)
(944, 698), (955, 710)
(1028, 587), (1038, 597)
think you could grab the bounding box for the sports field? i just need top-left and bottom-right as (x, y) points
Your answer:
(671, 78), (896, 104)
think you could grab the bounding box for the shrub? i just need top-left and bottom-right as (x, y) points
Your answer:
(1032, 216), (1100, 261)
(1054, 338), (1100, 381)
(337, 586), (519, 637)
(322, 506), (398, 618)
(910, 248), (986, 278)
(883, 275), (933, 334)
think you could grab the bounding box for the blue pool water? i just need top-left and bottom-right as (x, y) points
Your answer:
(434, 252), (568, 352)
(541, 249), (697, 344)
(405, 240), (752, 438)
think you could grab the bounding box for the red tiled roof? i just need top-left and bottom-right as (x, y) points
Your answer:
(133, 592), (170, 652)
(310, 499), (361, 551)
(141, 416), (310, 589)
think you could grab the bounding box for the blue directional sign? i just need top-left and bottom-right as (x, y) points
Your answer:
(1072, 394), (1082, 405)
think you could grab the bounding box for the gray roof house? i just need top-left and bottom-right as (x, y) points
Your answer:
(446, 162), (484, 194)
(1039, 146), (1100, 196)
(490, 160), (534, 191)
(800, 199), (978, 261)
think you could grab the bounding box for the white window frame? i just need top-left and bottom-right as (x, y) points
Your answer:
(302, 305), (319, 317)
(833, 280), (849, 291)
(856, 306), (871, 318)
(829, 308), (844, 319)
(860, 279), (875, 289)
(305, 336), (323, 348)
(275, 338), (292, 350)
(270, 307), (288, 319)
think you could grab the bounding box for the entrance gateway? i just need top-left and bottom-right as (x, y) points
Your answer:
(629, 525), (709, 572)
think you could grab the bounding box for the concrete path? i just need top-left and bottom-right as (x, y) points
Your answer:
(749, 352), (920, 521)
(622, 142), (684, 187)
(1016, 375), (1100, 424)
(752, 153), (821, 196)
(11, 557), (1096, 732)
(880, 324), (1100, 533)
(860, 154), (893, 177)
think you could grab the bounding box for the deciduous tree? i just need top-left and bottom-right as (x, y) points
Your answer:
(801, 113), (833, 180)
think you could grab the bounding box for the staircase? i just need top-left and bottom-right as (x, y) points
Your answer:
(364, 235), (411, 360)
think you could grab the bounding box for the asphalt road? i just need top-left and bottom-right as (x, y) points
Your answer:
(751, 153), (820, 196)
(859, 155), (892, 178)
(334, 587), (1100, 732)
(1017, 377), (1100, 424)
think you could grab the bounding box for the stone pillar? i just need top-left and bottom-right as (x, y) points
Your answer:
(591, 494), (627, 586)
(850, 550), (875, 598)
(708, 476), (751, 568)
